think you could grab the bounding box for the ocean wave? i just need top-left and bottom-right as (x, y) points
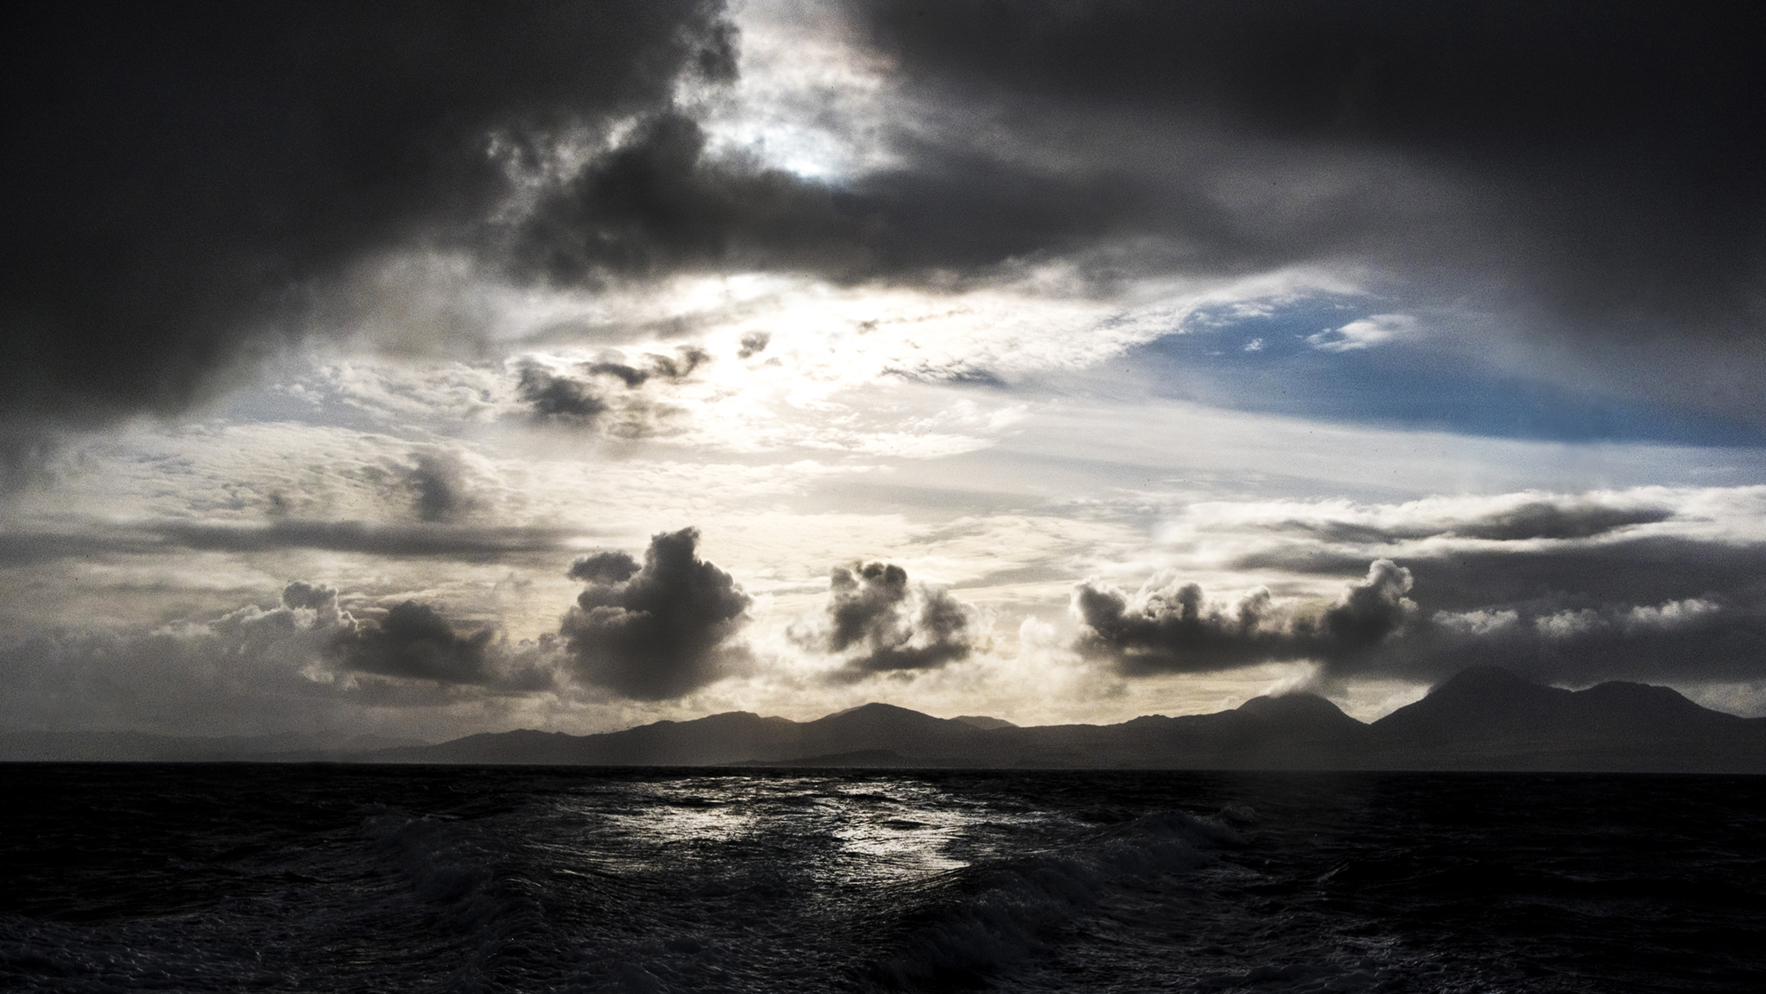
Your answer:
(868, 809), (1240, 990)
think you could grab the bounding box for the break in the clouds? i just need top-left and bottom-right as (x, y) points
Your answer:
(798, 562), (988, 680)
(560, 528), (752, 699)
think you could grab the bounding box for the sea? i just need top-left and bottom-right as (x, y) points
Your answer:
(1, 765), (1761, 993)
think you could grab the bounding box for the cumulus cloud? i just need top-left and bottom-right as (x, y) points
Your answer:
(1074, 559), (1415, 676)
(559, 528), (751, 699)
(798, 562), (988, 679)
(1307, 314), (1415, 353)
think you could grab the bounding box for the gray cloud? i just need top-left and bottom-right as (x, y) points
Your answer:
(567, 552), (641, 585)
(1447, 502), (1675, 541)
(506, 111), (863, 284)
(1074, 560), (1415, 675)
(1091, 534), (1766, 687)
(847, 1), (1766, 307)
(736, 331), (770, 359)
(0, 521), (597, 565)
(163, 521), (584, 560)
(280, 580), (339, 614)
(586, 361), (651, 388)
(1264, 500), (1675, 546)
(294, 581), (554, 692)
(585, 345), (711, 388)
(407, 453), (478, 524)
(0, 1), (735, 428)
(803, 562), (986, 678)
(1413, 593), (1766, 686)
(517, 363), (607, 424)
(560, 528), (751, 699)
(329, 601), (492, 684)
(646, 345), (710, 381)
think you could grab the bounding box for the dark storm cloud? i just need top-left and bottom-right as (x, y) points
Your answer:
(827, 0), (1766, 418)
(504, 108), (1170, 285)
(559, 528), (751, 699)
(1075, 560), (1415, 676)
(11, 1), (1766, 434)
(490, 1), (1766, 421)
(507, 112), (861, 283)
(848, 1), (1766, 287)
(804, 562), (985, 678)
(0, 0), (734, 425)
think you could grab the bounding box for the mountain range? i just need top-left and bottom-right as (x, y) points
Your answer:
(9, 667), (1756, 772)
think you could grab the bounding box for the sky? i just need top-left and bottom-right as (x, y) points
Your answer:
(4, 0), (1766, 742)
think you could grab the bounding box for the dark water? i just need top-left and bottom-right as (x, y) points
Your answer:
(1, 766), (1761, 993)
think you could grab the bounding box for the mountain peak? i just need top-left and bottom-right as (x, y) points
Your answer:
(1429, 665), (1537, 696)
(1237, 692), (1350, 720)
(823, 702), (930, 720)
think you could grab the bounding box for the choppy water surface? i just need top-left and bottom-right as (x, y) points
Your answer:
(1, 766), (1761, 992)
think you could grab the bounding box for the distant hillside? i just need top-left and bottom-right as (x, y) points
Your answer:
(8, 668), (1761, 772)
(1364, 666), (1766, 772)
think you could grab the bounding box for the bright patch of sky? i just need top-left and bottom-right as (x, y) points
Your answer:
(1129, 297), (1766, 448)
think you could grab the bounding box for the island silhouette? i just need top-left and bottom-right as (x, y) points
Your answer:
(7, 667), (1760, 772)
